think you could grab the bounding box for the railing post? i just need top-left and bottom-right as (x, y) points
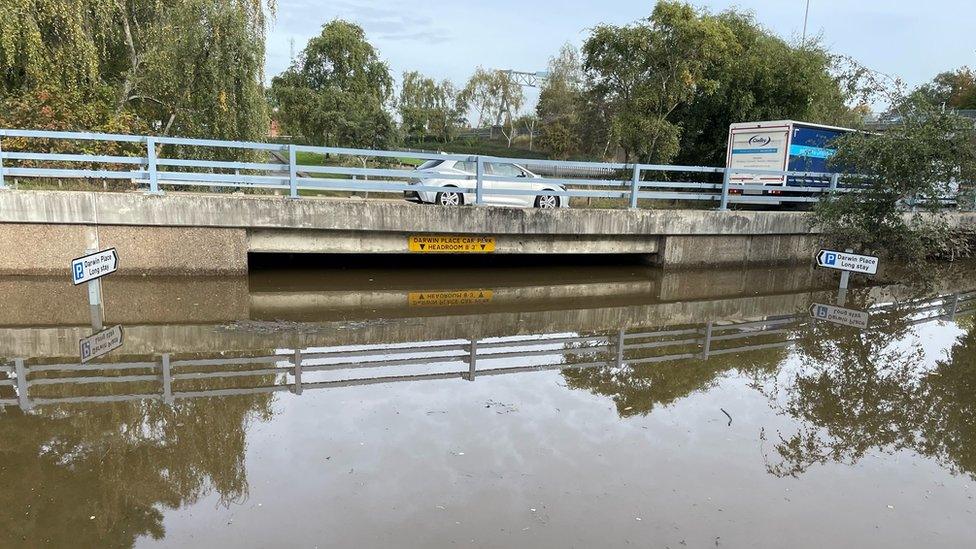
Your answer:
(146, 136), (160, 194)
(949, 294), (960, 321)
(616, 329), (626, 368)
(475, 156), (484, 206)
(629, 164), (640, 209)
(161, 353), (173, 405)
(701, 321), (713, 360)
(467, 339), (477, 381)
(718, 168), (731, 211)
(829, 173), (839, 193)
(15, 358), (31, 411)
(288, 144), (298, 199)
(292, 349), (303, 394)
(0, 131), (6, 190)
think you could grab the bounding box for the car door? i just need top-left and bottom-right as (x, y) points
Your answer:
(450, 160), (478, 204)
(487, 162), (532, 206)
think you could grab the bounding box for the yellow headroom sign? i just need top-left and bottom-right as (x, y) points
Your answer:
(408, 235), (496, 253)
(409, 290), (494, 307)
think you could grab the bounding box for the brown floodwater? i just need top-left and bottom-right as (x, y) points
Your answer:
(2, 261), (976, 548)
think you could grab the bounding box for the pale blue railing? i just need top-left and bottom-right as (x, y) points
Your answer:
(0, 129), (963, 211)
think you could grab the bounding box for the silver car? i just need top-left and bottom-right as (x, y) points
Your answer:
(404, 159), (568, 208)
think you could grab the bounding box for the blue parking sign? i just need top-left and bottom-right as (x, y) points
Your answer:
(825, 253), (837, 265)
(73, 261), (84, 283)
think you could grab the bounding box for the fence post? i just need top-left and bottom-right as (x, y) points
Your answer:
(475, 156), (484, 205)
(829, 173), (839, 193)
(288, 145), (298, 199)
(0, 132), (6, 190)
(467, 339), (478, 381)
(146, 136), (160, 194)
(15, 358), (31, 411)
(629, 164), (640, 209)
(292, 349), (303, 394)
(616, 329), (626, 368)
(161, 353), (173, 405)
(718, 168), (731, 211)
(701, 321), (713, 360)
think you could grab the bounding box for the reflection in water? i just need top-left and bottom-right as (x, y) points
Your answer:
(763, 293), (976, 479)
(1, 264), (976, 547)
(0, 363), (274, 547)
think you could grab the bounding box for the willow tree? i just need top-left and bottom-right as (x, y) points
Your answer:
(0, 0), (118, 94)
(0, 0), (273, 145)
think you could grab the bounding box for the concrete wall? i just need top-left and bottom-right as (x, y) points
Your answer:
(1, 190), (974, 272)
(657, 234), (823, 268)
(0, 222), (247, 275)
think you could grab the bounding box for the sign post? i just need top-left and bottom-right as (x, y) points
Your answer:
(815, 248), (879, 296)
(71, 247), (119, 330)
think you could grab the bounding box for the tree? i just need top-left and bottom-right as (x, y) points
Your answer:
(270, 19), (396, 149)
(672, 10), (855, 166)
(537, 43), (584, 158)
(398, 71), (463, 143)
(815, 91), (976, 262)
(459, 67), (524, 146)
(582, 1), (736, 163)
(120, 0), (272, 143)
(912, 67), (976, 110)
(0, 0), (273, 147)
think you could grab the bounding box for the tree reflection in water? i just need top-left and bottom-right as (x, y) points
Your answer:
(766, 299), (976, 479)
(0, 366), (275, 547)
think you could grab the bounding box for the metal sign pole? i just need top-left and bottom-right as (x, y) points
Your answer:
(838, 248), (853, 290)
(84, 246), (105, 331)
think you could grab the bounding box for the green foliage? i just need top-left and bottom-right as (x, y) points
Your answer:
(130, 0), (271, 146)
(458, 67), (524, 146)
(397, 71), (463, 142)
(271, 19), (397, 148)
(0, 0), (118, 94)
(536, 43), (583, 158)
(814, 95), (976, 261)
(910, 67), (976, 110)
(0, 0), (272, 147)
(673, 11), (855, 166)
(582, 1), (736, 163)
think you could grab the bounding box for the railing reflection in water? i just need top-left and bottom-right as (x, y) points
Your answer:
(2, 292), (974, 412)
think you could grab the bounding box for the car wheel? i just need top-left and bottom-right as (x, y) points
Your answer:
(535, 194), (559, 209)
(436, 189), (463, 206)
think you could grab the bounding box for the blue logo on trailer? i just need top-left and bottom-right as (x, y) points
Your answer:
(824, 252), (837, 266)
(73, 261), (85, 283)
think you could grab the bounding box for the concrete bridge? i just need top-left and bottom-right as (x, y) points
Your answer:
(6, 189), (968, 274)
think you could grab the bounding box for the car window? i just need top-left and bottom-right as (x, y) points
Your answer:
(416, 160), (443, 170)
(488, 163), (523, 178)
(453, 161), (476, 174)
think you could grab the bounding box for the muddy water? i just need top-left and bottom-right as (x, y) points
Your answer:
(2, 262), (976, 548)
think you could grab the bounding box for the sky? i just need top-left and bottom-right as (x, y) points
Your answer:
(267, 0), (976, 111)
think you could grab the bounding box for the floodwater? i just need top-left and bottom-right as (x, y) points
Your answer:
(2, 260), (976, 548)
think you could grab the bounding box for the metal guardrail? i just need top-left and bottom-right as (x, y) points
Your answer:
(3, 292), (973, 410)
(0, 129), (897, 211)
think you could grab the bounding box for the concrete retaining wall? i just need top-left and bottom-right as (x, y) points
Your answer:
(0, 190), (973, 273)
(0, 223), (247, 275)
